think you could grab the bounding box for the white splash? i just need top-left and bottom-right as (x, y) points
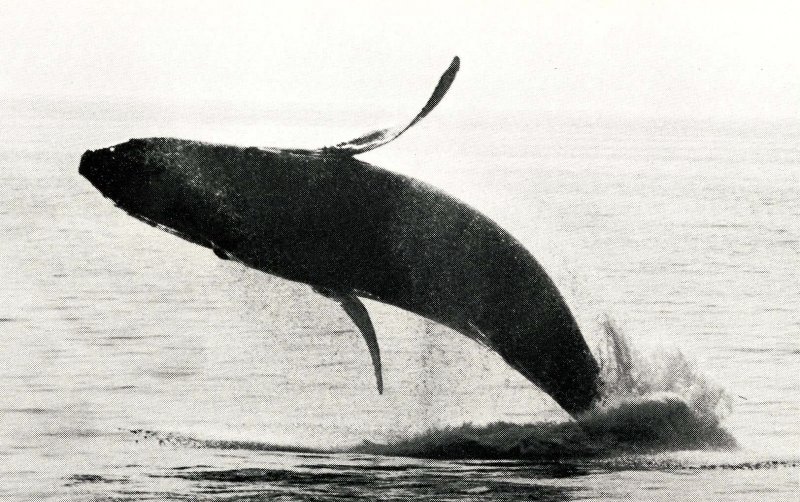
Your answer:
(593, 315), (733, 429)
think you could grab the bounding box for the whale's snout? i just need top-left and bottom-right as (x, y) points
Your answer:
(79, 144), (137, 203)
(79, 147), (113, 194)
(78, 149), (93, 179)
(79, 149), (93, 164)
(79, 138), (226, 251)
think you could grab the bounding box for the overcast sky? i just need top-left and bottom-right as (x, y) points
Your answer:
(2, 1), (799, 119)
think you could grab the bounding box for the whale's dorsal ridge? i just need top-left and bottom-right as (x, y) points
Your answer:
(320, 56), (460, 158)
(315, 287), (384, 394)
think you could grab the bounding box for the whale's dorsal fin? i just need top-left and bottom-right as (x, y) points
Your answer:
(319, 56), (460, 158)
(315, 287), (383, 394)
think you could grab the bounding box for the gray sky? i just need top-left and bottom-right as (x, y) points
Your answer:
(2, 1), (799, 119)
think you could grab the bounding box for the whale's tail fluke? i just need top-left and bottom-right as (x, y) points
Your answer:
(317, 56), (460, 157)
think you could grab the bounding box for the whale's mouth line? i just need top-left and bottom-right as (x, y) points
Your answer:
(123, 206), (251, 266)
(123, 208), (212, 250)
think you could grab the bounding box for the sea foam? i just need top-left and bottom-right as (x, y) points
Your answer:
(352, 317), (736, 460)
(133, 317), (737, 460)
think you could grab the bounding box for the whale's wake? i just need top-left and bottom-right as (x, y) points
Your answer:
(348, 317), (735, 459)
(349, 317), (734, 459)
(134, 317), (735, 460)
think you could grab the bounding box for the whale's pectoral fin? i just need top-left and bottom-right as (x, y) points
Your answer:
(319, 56), (460, 157)
(314, 287), (384, 394)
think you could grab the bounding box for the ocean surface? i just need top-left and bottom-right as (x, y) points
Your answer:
(0, 97), (797, 500)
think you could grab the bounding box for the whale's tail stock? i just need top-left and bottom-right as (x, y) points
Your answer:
(509, 333), (603, 418)
(466, 313), (603, 418)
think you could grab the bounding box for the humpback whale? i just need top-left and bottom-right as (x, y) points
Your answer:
(79, 57), (602, 416)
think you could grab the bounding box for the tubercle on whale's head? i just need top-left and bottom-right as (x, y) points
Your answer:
(78, 138), (232, 249)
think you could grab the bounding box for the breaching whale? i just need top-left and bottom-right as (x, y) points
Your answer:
(79, 57), (602, 416)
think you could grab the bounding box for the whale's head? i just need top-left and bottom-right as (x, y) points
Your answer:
(79, 138), (237, 249)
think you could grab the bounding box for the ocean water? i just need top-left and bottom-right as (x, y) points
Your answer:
(0, 97), (797, 500)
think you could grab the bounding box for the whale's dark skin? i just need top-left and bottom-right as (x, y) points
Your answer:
(79, 57), (602, 417)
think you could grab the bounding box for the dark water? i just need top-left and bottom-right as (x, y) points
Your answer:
(0, 98), (797, 499)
